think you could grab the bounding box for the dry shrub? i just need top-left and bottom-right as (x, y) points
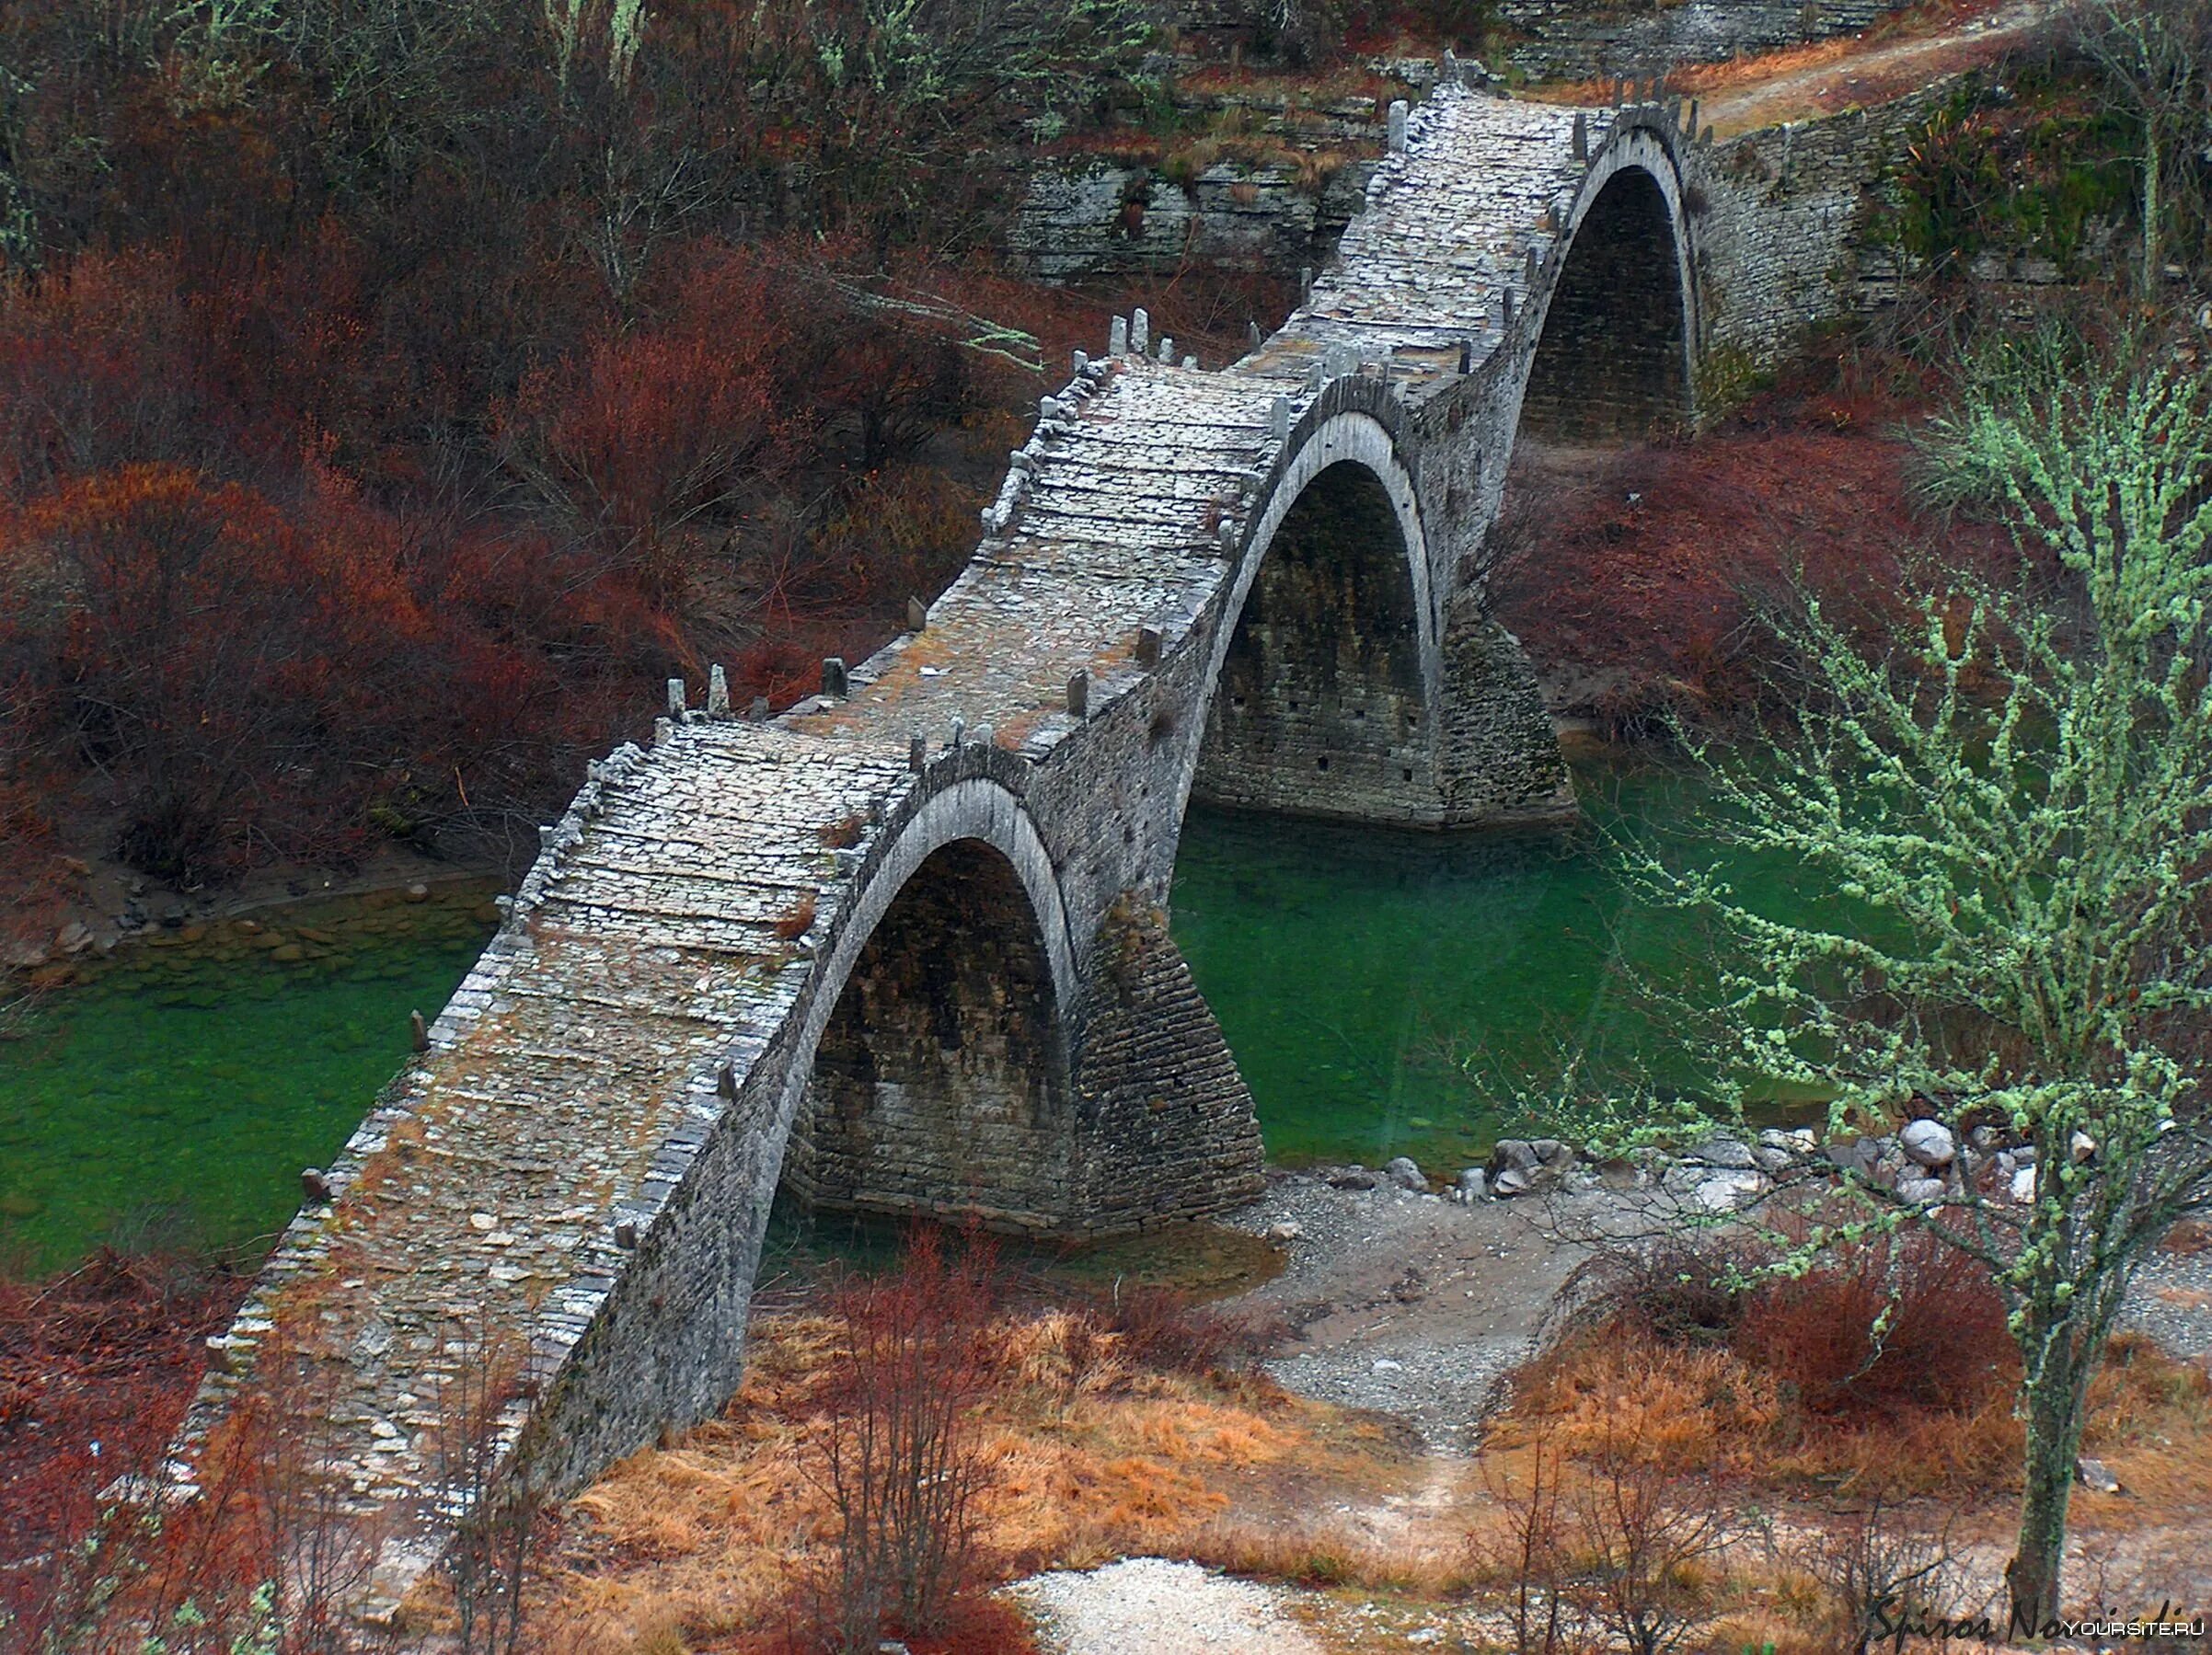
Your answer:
(1079, 1283), (1273, 1380)
(1488, 403), (2019, 735)
(1516, 1229), (2022, 1496)
(1781, 1489), (1965, 1655)
(1734, 1227), (2017, 1422)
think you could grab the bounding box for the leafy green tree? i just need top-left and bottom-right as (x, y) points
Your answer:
(1581, 328), (2212, 1631)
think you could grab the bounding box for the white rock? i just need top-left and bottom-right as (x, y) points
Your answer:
(2071, 1131), (2097, 1163)
(2010, 1166), (2037, 1203)
(1901, 1119), (1955, 1168)
(1265, 1221), (1302, 1244)
(1383, 1155), (1426, 1192)
(1692, 1170), (1766, 1212)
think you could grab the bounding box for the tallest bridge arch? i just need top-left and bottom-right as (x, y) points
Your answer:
(179, 77), (1740, 1633)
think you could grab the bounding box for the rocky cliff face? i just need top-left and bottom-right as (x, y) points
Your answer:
(1492, 0), (1912, 79)
(1012, 155), (1376, 282)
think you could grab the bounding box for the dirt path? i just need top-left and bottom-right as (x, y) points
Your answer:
(1692, 0), (2071, 136)
(1216, 1173), (1622, 1452)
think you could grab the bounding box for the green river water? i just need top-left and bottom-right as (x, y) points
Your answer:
(0, 755), (1812, 1273)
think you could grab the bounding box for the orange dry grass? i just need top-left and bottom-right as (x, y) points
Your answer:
(1504, 1321), (2212, 1520)
(1506, 1326), (2023, 1496)
(531, 1307), (1405, 1653)
(2075, 1332), (2212, 1528)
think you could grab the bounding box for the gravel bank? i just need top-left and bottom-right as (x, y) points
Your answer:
(1009, 1557), (1325, 1655)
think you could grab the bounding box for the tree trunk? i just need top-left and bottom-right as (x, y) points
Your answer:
(2139, 121), (2161, 298)
(2005, 1334), (2092, 1634)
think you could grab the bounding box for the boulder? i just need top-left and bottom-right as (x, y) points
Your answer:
(1265, 1220), (1302, 1244)
(1383, 1155), (1427, 1192)
(1825, 1139), (1874, 1176)
(1455, 1167), (1488, 1201)
(2010, 1166), (2037, 1203)
(1530, 1139), (1577, 1171)
(1492, 1165), (1533, 1197)
(2070, 1131), (2097, 1164)
(1895, 1175), (1947, 1205)
(1326, 1165), (1377, 1191)
(1689, 1135), (1757, 1171)
(1751, 1145), (1793, 1176)
(1692, 1170), (1766, 1212)
(54, 920), (94, 956)
(2075, 1456), (2121, 1494)
(1901, 1119), (1956, 1168)
(1968, 1124), (2007, 1153)
(1492, 1139), (1540, 1174)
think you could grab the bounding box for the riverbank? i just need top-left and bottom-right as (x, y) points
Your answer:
(5, 840), (505, 983)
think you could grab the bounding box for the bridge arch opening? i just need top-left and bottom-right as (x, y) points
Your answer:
(1192, 458), (1431, 822)
(1518, 164), (1690, 442)
(782, 835), (1072, 1224)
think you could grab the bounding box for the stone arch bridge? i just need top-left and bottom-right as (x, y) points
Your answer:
(182, 79), (1797, 1616)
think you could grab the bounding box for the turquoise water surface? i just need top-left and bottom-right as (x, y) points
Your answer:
(0, 887), (498, 1273)
(2, 754), (1822, 1272)
(1169, 756), (1820, 1173)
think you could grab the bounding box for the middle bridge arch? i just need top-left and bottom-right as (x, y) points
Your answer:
(1183, 399), (1440, 827)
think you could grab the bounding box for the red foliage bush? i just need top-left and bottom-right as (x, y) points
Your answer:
(0, 462), (672, 881)
(0, 1251), (251, 1630)
(789, 1228), (1007, 1654)
(1733, 1226), (2018, 1420)
(1556, 1222), (2021, 1430)
(501, 247), (819, 607)
(1490, 405), (2019, 734)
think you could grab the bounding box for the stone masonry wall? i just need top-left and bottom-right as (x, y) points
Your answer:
(1067, 895), (1268, 1229)
(1689, 80), (1958, 374)
(1520, 165), (1690, 438)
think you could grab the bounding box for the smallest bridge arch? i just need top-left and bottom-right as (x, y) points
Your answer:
(1519, 124), (1697, 442)
(775, 772), (1084, 1232)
